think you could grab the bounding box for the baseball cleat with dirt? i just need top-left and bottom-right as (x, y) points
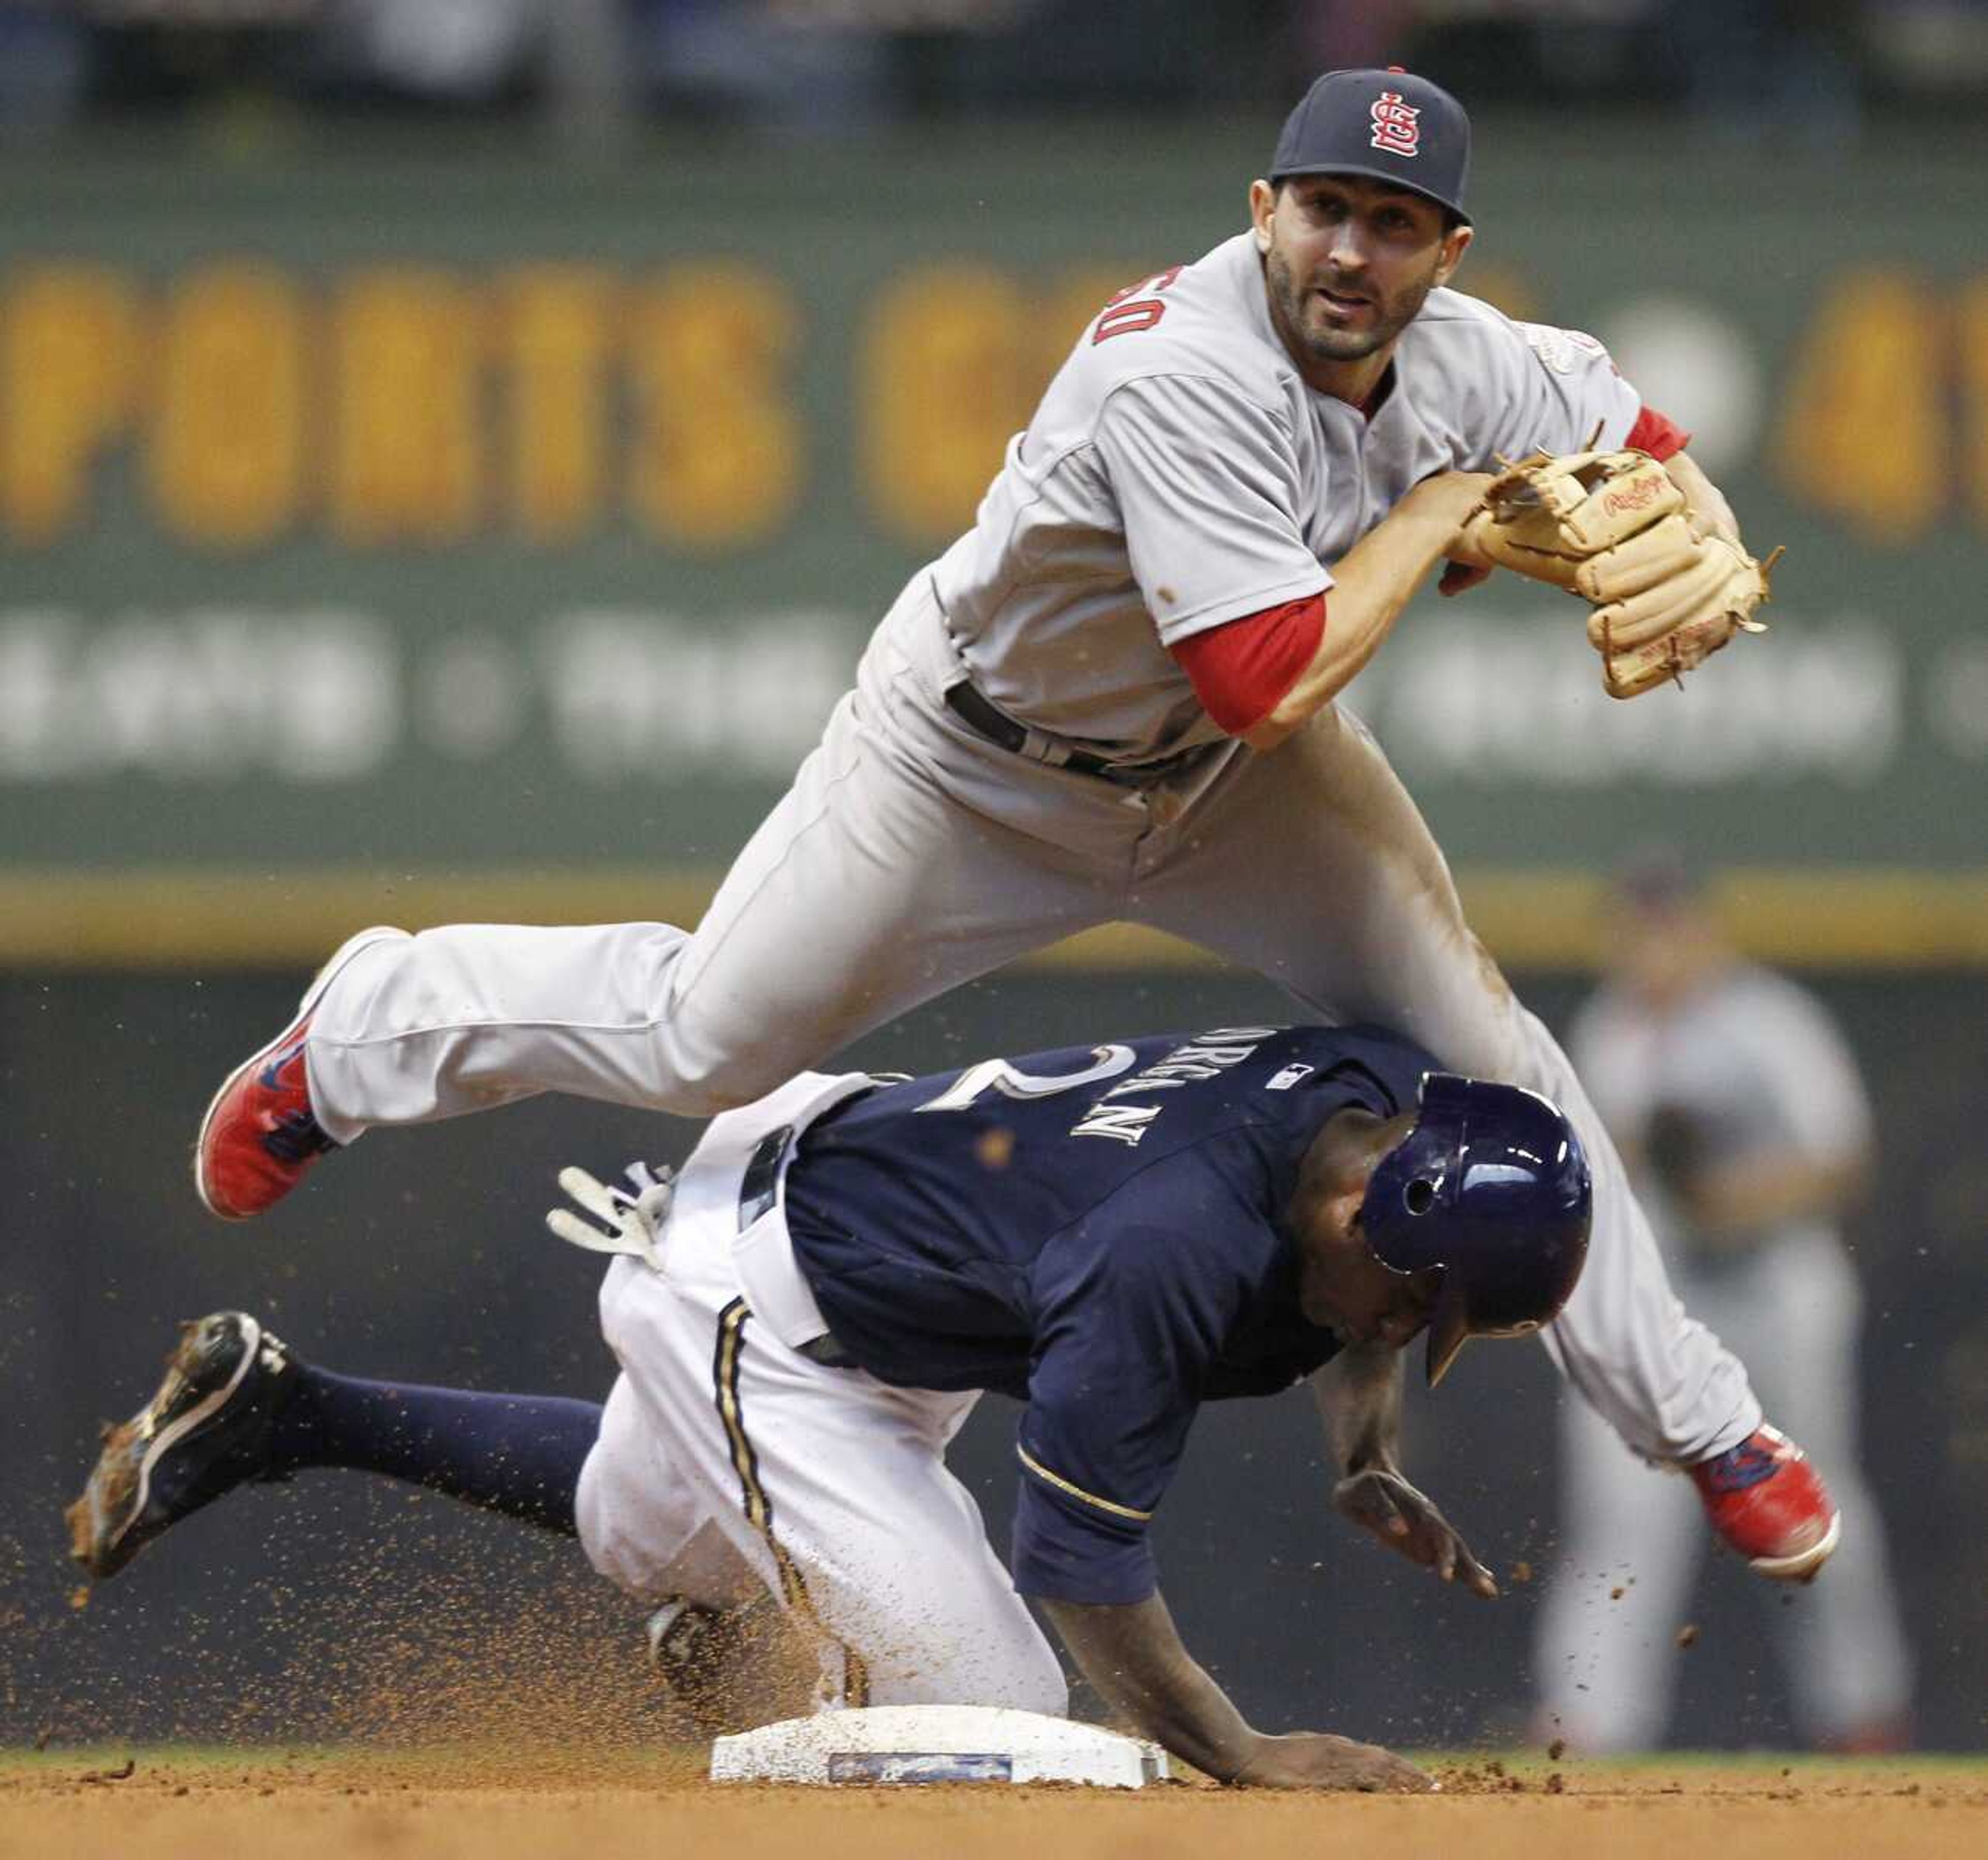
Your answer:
(66, 1313), (298, 1580)
(645, 1593), (779, 1691)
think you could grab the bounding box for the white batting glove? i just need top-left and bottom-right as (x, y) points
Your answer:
(546, 1160), (676, 1270)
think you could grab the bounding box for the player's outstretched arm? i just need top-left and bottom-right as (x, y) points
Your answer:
(1312, 1342), (1498, 1598)
(1313, 1336), (1405, 1471)
(1244, 470), (1495, 750)
(1039, 1590), (1432, 1791)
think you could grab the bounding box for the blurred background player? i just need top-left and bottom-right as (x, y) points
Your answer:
(1534, 855), (1913, 1752)
(74, 1022), (1590, 1791)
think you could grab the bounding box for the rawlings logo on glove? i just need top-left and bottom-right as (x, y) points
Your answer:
(1450, 449), (1781, 699)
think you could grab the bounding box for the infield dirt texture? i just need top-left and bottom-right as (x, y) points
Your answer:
(9, 1550), (1983, 1858)
(5, 1748), (1985, 1860)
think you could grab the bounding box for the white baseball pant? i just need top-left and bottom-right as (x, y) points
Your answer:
(305, 571), (1758, 1463)
(574, 1082), (1068, 1717)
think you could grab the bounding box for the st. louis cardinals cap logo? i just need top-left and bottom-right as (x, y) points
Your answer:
(1370, 89), (1421, 157)
(1269, 68), (1470, 219)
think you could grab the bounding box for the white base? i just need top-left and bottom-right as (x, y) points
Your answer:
(709, 1704), (1172, 1788)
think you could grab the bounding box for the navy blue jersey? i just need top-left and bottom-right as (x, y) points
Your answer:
(783, 1023), (1435, 1606)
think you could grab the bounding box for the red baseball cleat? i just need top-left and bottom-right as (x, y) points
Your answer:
(193, 926), (407, 1220)
(1690, 1423), (1841, 1580)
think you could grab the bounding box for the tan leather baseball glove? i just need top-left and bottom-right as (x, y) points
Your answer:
(1450, 449), (1780, 699)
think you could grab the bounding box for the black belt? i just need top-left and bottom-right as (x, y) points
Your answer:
(737, 1124), (857, 1370)
(944, 680), (1119, 779)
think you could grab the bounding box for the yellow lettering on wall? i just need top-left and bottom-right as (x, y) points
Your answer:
(0, 266), (139, 544)
(861, 265), (1032, 541)
(1775, 270), (1944, 545)
(626, 264), (800, 549)
(1957, 277), (1988, 535)
(148, 265), (306, 549)
(329, 269), (484, 545)
(500, 266), (617, 544)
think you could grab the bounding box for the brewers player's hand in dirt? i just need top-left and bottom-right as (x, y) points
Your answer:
(93, 1028), (1592, 1787)
(192, 68), (1836, 1582)
(1315, 1340), (1498, 1597)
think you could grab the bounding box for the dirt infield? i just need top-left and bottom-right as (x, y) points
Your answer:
(5, 1750), (1984, 1860)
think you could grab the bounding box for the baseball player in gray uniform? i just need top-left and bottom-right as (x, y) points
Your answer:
(1536, 859), (1912, 1749)
(195, 69), (1837, 1576)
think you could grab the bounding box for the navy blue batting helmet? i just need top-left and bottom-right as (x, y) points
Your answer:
(1360, 1073), (1591, 1387)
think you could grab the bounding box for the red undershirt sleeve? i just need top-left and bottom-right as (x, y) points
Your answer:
(1626, 405), (1691, 461)
(1172, 417), (1678, 736)
(1168, 592), (1325, 736)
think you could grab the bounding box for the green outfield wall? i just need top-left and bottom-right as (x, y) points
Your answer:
(1, 126), (1984, 964)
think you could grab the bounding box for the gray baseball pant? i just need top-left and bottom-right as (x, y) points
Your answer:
(306, 576), (1758, 1462)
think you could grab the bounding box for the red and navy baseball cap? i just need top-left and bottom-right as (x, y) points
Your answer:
(1268, 67), (1472, 223)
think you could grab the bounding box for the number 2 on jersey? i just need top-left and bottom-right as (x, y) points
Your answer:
(915, 1044), (1138, 1113)
(1092, 265), (1182, 345)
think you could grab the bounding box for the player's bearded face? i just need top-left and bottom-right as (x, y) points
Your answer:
(1256, 178), (1463, 370)
(1264, 230), (1442, 366)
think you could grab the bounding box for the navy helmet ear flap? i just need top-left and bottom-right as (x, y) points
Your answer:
(1360, 1073), (1591, 1386)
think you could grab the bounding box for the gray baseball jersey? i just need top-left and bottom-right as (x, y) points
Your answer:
(927, 230), (1644, 760)
(1543, 969), (1907, 1746)
(295, 215), (1765, 1474)
(1569, 965), (1875, 1257)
